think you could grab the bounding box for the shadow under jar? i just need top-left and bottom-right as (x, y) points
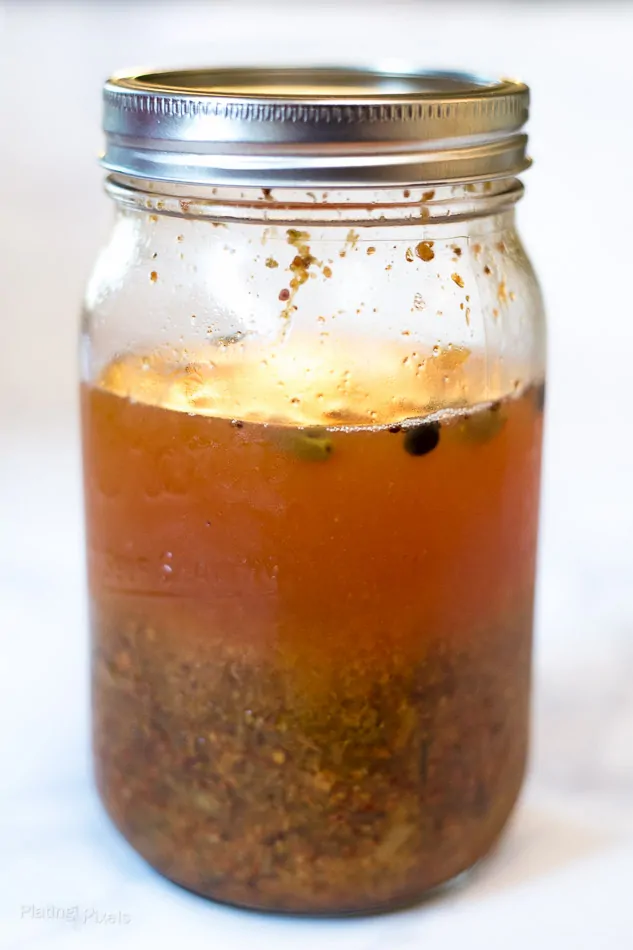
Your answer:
(82, 67), (546, 914)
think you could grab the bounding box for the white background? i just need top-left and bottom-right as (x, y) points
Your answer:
(1, 1), (633, 947)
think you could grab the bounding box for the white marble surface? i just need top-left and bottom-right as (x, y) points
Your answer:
(1, 1), (633, 947)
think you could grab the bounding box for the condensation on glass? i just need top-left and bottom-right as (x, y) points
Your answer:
(81, 67), (546, 914)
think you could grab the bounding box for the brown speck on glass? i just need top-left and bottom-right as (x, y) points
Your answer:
(415, 241), (435, 263)
(150, 271), (158, 283)
(451, 273), (465, 288)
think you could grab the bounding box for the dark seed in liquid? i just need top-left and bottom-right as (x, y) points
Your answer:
(389, 424), (402, 434)
(403, 421), (441, 456)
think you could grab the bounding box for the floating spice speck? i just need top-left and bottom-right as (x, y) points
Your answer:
(456, 403), (506, 444)
(451, 273), (465, 288)
(278, 426), (333, 462)
(266, 257), (279, 269)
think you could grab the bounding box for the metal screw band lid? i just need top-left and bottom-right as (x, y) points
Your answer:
(102, 66), (530, 187)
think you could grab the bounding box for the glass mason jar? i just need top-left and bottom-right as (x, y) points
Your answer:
(82, 68), (545, 914)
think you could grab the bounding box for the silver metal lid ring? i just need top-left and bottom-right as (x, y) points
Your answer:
(102, 66), (530, 187)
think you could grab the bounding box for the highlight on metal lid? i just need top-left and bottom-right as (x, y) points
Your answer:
(102, 66), (530, 188)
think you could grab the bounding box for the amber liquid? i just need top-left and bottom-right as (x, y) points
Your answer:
(84, 350), (543, 913)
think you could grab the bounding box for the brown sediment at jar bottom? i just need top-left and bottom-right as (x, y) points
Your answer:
(92, 609), (531, 914)
(96, 775), (524, 916)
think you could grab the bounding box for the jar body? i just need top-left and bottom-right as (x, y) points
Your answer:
(82, 182), (545, 913)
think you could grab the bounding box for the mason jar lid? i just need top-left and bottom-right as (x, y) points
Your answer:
(102, 66), (530, 188)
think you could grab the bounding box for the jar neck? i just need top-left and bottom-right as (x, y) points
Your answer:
(105, 175), (524, 228)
